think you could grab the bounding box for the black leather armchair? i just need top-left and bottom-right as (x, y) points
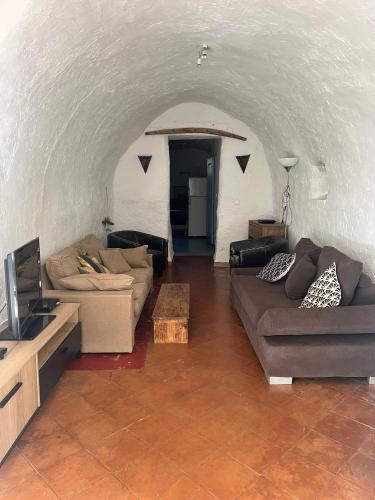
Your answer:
(230, 236), (288, 268)
(107, 230), (168, 276)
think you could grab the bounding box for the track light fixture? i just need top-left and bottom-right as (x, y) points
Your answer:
(197, 44), (209, 66)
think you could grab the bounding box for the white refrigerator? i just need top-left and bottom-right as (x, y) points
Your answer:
(188, 177), (207, 237)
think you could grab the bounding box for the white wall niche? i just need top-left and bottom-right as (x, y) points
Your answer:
(310, 163), (328, 201)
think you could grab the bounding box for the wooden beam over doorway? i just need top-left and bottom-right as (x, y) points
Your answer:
(145, 127), (247, 141)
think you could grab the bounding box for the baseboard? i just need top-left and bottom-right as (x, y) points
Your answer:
(213, 261), (230, 268)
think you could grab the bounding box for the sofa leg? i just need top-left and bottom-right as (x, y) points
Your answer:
(267, 376), (293, 385)
(368, 377), (375, 385)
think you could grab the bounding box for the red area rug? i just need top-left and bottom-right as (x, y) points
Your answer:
(68, 283), (161, 370)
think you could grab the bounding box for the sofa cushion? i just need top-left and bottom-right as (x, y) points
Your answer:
(99, 249), (132, 273)
(351, 273), (375, 305)
(316, 246), (363, 305)
(258, 303), (375, 336)
(285, 253), (316, 299)
(77, 254), (109, 273)
(290, 237), (321, 273)
(46, 246), (80, 289)
(231, 267), (263, 276)
(120, 246), (150, 268)
(58, 273), (134, 291)
(231, 275), (299, 325)
(73, 234), (105, 261)
(300, 262), (341, 309)
(127, 267), (152, 284)
(257, 253), (296, 283)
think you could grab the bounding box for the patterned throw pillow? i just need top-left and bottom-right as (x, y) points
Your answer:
(78, 266), (96, 275)
(77, 255), (109, 273)
(300, 262), (341, 308)
(257, 253), (296, 283)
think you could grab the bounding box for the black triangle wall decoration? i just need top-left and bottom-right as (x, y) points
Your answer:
(138, 155), (152, 173)
(236, 154), (250, 173)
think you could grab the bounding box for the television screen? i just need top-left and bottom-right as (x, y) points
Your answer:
(1, 237), (55, 341)
(15, 238), (42, 331)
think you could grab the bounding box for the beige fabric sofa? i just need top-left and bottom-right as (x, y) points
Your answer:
(42, 235), (153, 353)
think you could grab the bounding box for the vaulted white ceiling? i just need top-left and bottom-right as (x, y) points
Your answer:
(2, 0), (375, 178)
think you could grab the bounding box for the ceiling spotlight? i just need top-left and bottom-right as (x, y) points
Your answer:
(197, 44), (209, 66)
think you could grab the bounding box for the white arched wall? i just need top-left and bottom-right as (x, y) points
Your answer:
(113, 103), (274, 262)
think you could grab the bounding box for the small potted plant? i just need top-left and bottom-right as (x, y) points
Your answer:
(102, 216), (115, 233)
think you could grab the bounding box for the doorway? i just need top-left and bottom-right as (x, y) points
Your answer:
(169, 138), (220, 256)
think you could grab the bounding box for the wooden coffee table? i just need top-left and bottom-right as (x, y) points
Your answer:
(152, 283), (190, 343)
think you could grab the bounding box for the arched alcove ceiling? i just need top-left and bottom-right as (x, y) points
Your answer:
(2, 0), (375, 193)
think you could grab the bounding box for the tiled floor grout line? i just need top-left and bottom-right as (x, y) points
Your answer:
(329, 406), (375, 431)
(16, 446), (63, 499)
(27, 372), (375, 498)
(20, 385), (374, 499)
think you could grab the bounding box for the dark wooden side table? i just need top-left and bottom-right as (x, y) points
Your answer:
(248, 220), (286, 239)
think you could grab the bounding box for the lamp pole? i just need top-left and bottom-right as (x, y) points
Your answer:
(278, 157), (299, 238)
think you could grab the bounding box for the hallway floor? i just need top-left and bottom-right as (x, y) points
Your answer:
(172, 233), (214, 257)
(1, 258), (375, 499)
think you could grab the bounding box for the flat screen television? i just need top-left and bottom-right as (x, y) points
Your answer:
(1, 238), (55, 341)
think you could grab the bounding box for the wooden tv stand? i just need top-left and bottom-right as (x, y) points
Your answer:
(0, 303), (80, 464)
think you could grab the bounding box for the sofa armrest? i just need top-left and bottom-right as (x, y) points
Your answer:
(108, 235), (139, 249)
(257, 304), (375, 336)
(43, 289), (135, 352)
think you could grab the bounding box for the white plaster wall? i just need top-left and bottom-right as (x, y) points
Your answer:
(113, 133), (171, 244)
(113, 103), (274, 261)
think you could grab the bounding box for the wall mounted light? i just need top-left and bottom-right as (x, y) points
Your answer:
(197, 44), (209, 66)
(278, 157), (299, 229)
(279, 157), (299, 172)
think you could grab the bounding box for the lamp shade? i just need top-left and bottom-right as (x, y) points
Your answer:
(278, 157), (299, 169)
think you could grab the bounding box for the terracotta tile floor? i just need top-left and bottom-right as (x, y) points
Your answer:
(1, 257), (375, 499)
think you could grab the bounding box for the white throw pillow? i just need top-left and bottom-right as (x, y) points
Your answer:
(257, 253), (296, 283)
(300, 262), (341, 308)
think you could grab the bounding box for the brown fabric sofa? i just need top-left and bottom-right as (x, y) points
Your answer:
(42, 235), (153, 353)
(231, 238), (375, 384)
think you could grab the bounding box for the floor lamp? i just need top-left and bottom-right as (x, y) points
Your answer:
(279, 157), (299, 237)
